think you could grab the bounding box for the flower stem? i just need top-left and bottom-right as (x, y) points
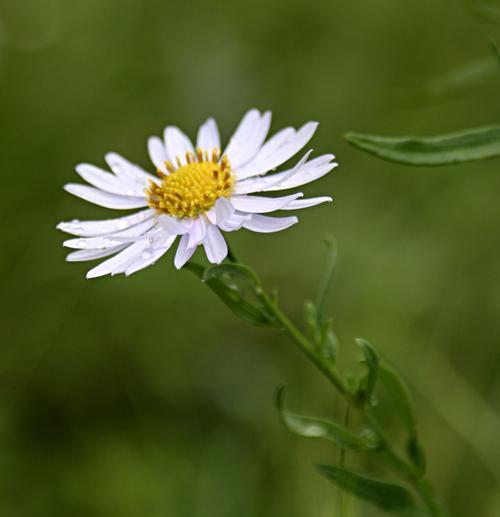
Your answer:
(256, 286), (349, 397)
(254, 284), (445, 517)
(207, 253), (445, 515)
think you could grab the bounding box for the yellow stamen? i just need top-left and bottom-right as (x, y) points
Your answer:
(146, 148), (234, 219)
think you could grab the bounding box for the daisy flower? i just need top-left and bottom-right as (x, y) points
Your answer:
(57, 109), (337, 278)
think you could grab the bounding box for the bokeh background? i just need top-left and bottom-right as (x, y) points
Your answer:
(1, 0), (500, 515)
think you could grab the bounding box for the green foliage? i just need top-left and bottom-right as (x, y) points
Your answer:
(185, 262), (272, 327)
(379, 363), (426, 475)
(345, 125), (500, 166)
(275, 385), (379, 451)
(316, 464), (417, 513)
(202, 263), (261, 288)
(356, 338), (380, 406)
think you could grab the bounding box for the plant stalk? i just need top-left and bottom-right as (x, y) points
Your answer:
(255, 285), (445, 517)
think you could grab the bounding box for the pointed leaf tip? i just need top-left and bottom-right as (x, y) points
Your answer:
(316, 464), (416, 512)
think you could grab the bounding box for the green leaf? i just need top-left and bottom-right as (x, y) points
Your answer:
(185, 262), (271, 326)
(345, 125), (500, 166)
(407, 437), (426, 477)
(275, 385), (379, 451)
(316, 464), (416, 512)
(379, 363), (417, 436)
(202, 263), (261, 287)
(356, 338), (380, 405)
(304, 300), (322, 345)
(320, 319), (339, 362)
(379, 363), (426, 475)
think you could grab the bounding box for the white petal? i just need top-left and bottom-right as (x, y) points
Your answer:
(203, 224), (228, 264)
(125, 234), (176, 276)
(63, 218), (157, 249)
(105, 152), (159, 185)
(217, 211), (252, 232)
(250, 127), (295, 162)
(250, 150), (313, 192)
(148, 137), (168, 174)
(75, 163), (145, 196)
(64, 184), (148, 209)
(57, 209), (155, 237)
(230, 193), (302, 214)
(174, 233), (197, 269)
(164, 126), (195, 166)
(281, 196), (332, 210)
(242, 214), (298, 233)
(224, 110), (272, 169)
(86, 240), (150, 278)
(205, 207), (217, 224)
(235, 121), (318, 179)
(66, 244), (128, 262)
(233, 154), (336, 194)
(157, 215), (191, 235)
(196, 118), (220, 151)
(187, 217), (207, 248)
(214, 198), (235, 225)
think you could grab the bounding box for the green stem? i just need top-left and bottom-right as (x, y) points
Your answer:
(256, 287), (349, 397)
(364, 410), (445, 516)
(255, 285), (445, 517)
(206, 253), (445, 515)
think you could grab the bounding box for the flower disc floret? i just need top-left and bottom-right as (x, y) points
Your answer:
(146, 150), (233, 218)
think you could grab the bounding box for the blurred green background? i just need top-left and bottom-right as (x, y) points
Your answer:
(1, 0), (500, 515)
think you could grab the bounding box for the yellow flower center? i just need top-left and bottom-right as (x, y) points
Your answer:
(145, 149), (233, 218)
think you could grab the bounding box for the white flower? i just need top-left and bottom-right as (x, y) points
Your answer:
(57, 109), (338, 278)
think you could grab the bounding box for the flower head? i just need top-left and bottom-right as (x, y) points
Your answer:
(58, 109), (337, 278)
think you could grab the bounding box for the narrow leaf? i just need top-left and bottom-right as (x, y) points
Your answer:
(304, 300), (322, 345)
(356, 338), (380, 405)
(316, 464), (416, 512)
(379, 362), (426, 475)
(345, 125), (500, 166)
(320, 319), (339, 362)
(203, 263), (260, 287)
(185, 262), (270, 326)
(379, 363), (417, 436)
(276, 386), (379, 451)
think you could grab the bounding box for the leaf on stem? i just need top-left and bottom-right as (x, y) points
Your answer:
(345, 125), (500, 166)
(304, 300), (322, 345)
(316, 464), (416, 513)
(275, 385), (379, 451)
(203, 263), (261, 287)
(321, 318), (339, 362)
(379, 362), (427, 475)
(185, 262), (271, 326)
(356, 338), (380, 406)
